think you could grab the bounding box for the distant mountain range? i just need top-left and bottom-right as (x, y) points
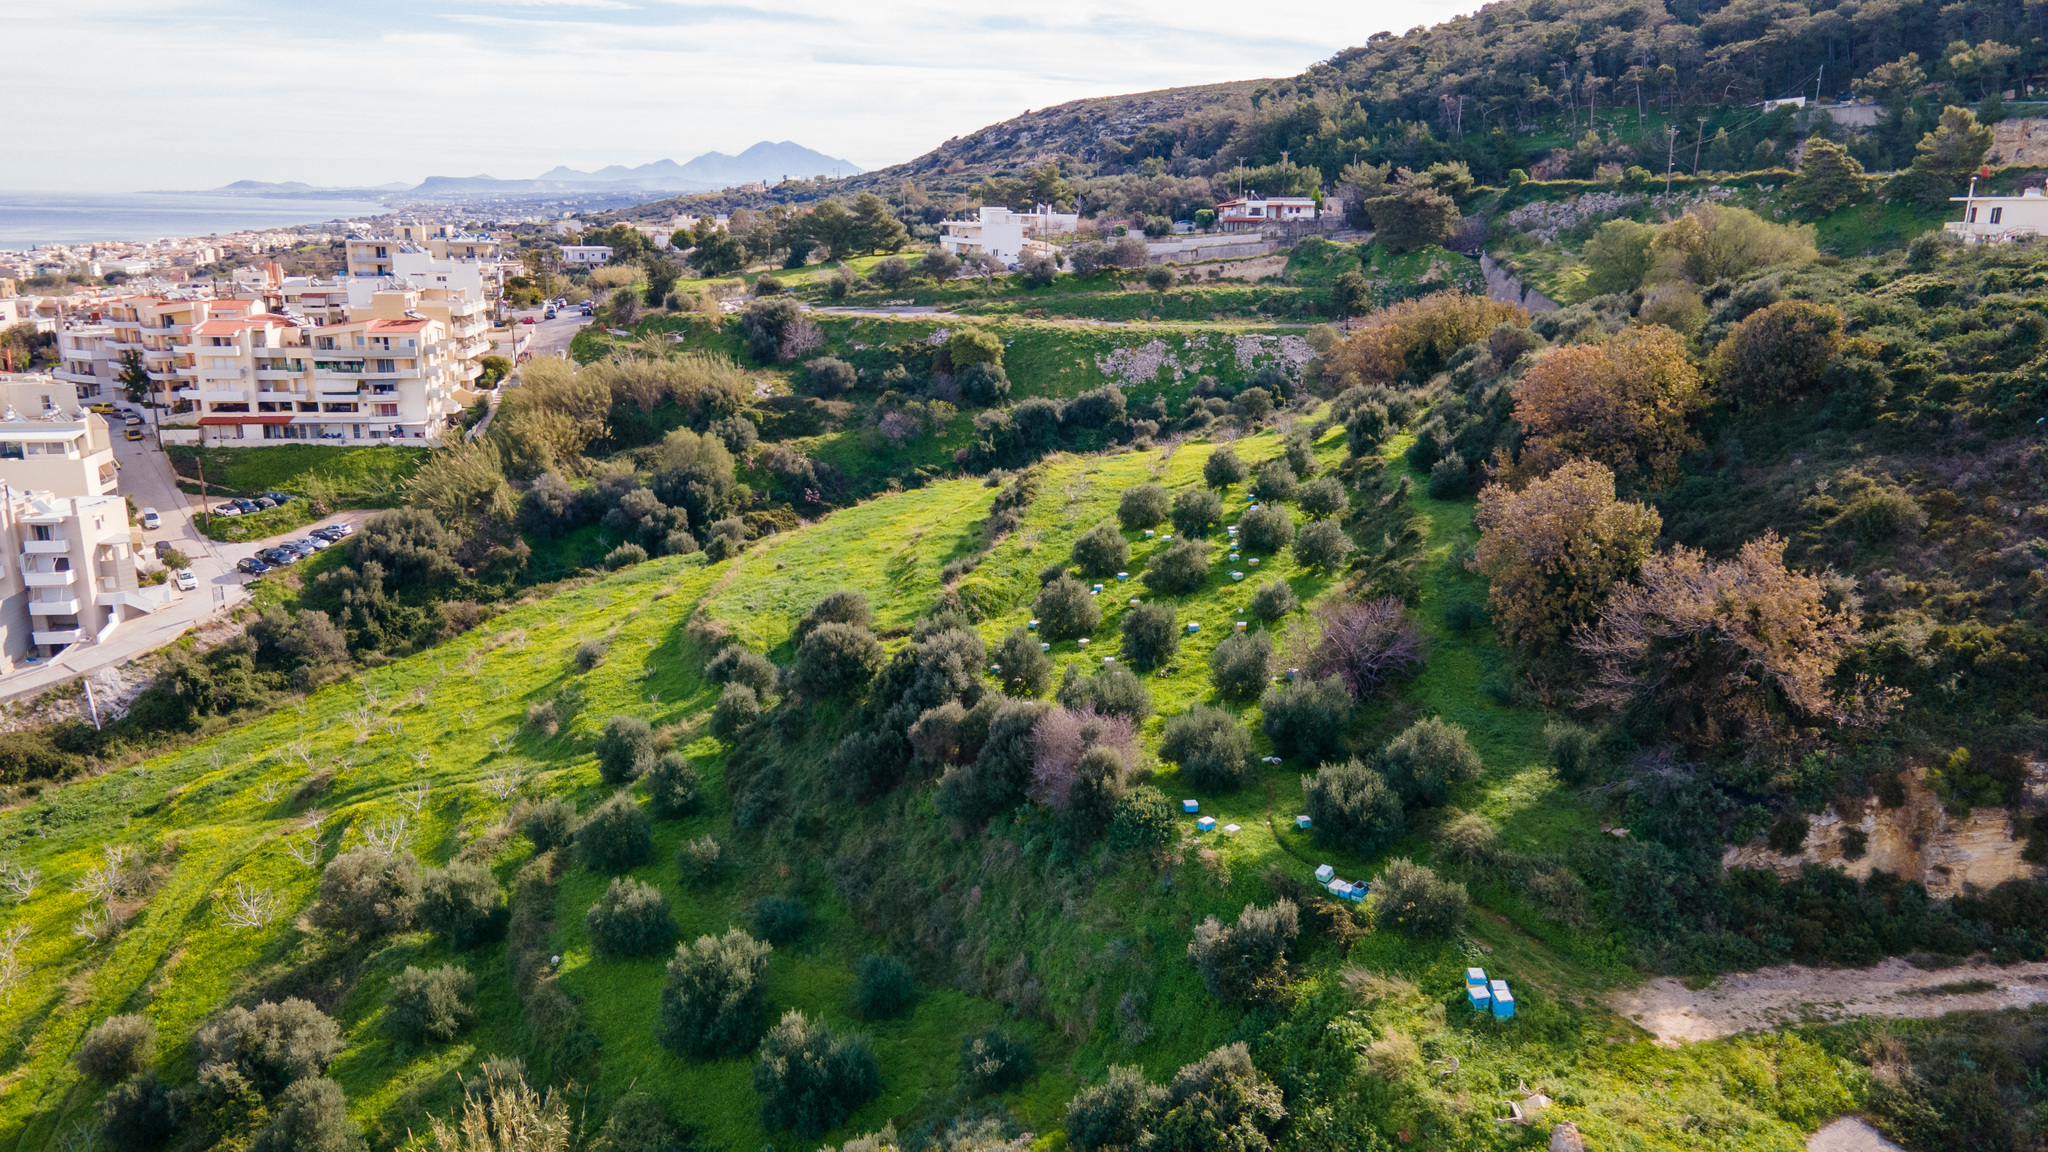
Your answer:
(179, 141), (860, 202)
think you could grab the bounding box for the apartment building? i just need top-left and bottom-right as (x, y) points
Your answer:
(96, 294), (263, 407)
(0, 377), (119, 496)
(937, 204), (1080, 265)
(53, 323), (119, 401)
(345, 219), (502, 290)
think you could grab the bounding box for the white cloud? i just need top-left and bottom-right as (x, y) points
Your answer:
(3, 0), (1482, 191)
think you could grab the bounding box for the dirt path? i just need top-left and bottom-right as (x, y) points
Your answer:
(1609, 957), (2048, 1044)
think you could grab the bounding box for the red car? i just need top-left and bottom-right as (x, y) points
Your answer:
(520, 316), (537, 325)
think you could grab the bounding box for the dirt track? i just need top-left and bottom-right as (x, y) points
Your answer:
(1609, 957), (2048, 1044)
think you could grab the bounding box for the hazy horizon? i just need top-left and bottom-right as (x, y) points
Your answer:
(7, 0), (1483, 194)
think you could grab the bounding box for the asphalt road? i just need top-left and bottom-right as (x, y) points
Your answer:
(509, 306), (593, 361)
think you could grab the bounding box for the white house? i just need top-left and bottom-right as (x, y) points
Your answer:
(1216, 195), (1318, 232)
(1945, 184), (2048, 242)
(938, 205), (1079, 266)
(560, 245), (614, 266)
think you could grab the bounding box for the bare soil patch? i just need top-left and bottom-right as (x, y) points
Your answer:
(1609, 956), (2048, 1044)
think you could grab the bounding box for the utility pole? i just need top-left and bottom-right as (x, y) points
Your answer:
(1692, 117), (1709, 175)
(1665, 125), (1678, 193)
(197, 455), (209, 532)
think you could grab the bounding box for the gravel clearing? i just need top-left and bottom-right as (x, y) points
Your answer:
(1609, 956), (2048, 1044)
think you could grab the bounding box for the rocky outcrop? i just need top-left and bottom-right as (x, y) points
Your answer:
(1989, 118), (2048, 167)
(1722, 762), (2044, 897)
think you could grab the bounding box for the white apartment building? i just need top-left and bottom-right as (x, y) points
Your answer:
(1216, 195), (1318, 232)
(53, 324), (119, 401)
(938, 205), (1080, 266)
(0, 378), (119, 497)
(96, 295), (264, 408)
(1945, 184), (2048, 243)
(559, 245), (614, 266)
(345, 219), (502, 289)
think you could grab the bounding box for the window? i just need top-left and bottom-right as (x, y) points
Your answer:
(374, 403), (399, 417)
(1968, 207), (1979, 222)
(1991, 207), (2004, 224)
(0, 442), (22, 459)
(376, 359), (395, 373)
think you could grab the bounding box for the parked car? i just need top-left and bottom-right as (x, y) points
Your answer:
(153, 540), (174, 559)
(296, 535), (329, 551)
(139, 507), (160, 530)
(258, 548), (294, 565)
(88, 403), (117, 415)
(311, 525), (344, 542)
(520, 316), (536, 325)
(174, 569), (197, 591)
(124, 427), (144, 441)
(237, 557), (271, 575)
(580, 304), (593, 316)
(125, 413), (145, 425)
(263, 491), (293, 504)
(321, 521), (355, 538)
(214, 503), (242, 516)
(232, 499), (259, 514)
(253, 497), (276, 511)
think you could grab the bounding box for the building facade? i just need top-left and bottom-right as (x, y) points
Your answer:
(1945, 185), (2048, 243)
(1216, 196), (1318, 232)
(937, 205), (1079, 266)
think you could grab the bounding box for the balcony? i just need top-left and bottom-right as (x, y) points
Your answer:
(22, 568), (76, 587)
(21, 538), (68, 555)
(199, 389), (249, 402)
(28, 597), (81, 616)
(33, 628), (85, 647)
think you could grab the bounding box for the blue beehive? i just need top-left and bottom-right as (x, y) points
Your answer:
(1196, 816), (1217, 832)
(1468, 982), (1492, 1010)
(1344, 882), (1367, 902)
(1230, 571), (1245, 582)
(1466, 967), (1487, 990)
(1296, 814), (1312, 830)
(1314, 863), (1334, 883)
(1186, 622), (1201, 633)
(1093, 583), (1105, 593)
(1490, 979), (1514, 1019)
(1327, 879), (1353, 898)
(1027, 619), (1038, 631)
(1144, 530), (1155, 539)
(1117, 572), (1129, 581)
(1182, 799), (1200, 814)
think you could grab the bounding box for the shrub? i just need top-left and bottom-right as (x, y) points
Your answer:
(525, 797), (577, 852)
(709, 683), (760, 742)
(677, 835), (725, 886)
(596, 714), (656, 784)
(1304, 597), (1424, 699)
(1034, 575), (1101, 640)
(750, 895), (808, 944)
(383, 964), (476, 1045)
(310, 848), (421, 938)
(1119, 603), (1178, 670)
(753, 1011), (881, 1138)
(1170, 489), (1222, 538)
(661, 929), (773, 1058)
(76, 1014), (155, 1085)
(795, 590), (873, 644)
(1072, 522), (1130, 577)
(790, 622), (884, 699)
(576, 791), (654, 874)
(1708, 299), (1844, 406)
(1251, 460), (1297, 503)
(1188, 900), (1299, 1002)
(1260, 676), (1352, 766)
(1203, 446), (1247, 489)
(1291, 518), (1353, 571)
(419, 860), (503, 949)
(1302, 759), (1404, 856)
(1297, 476), (1347, 518)
(1544, 721), (1602, 785)
(1370, 859), (1468, 938)
(1237, 505), (1293, 554)
(588, 877), (677, 958)
(852, 955), (916, 1020)
(1768, 813), (1810, 855)
(592, 1092), (681, 1152)
(1444, 598), (1485, 633)
(804, 356), (857, 397)
(525, 699), (561, 737)
(575, 640), (608, 672)
(1155, 1043), (1287, 1150)
(1473, 458), (1661, 655)
(1437, 812), (1499, 865)
(251, 1077), (361, 1152)
(988, 627), (1052, 697)
(1428, 453), (1477, 499)
(1068, 1066), (1168, 1152)
(1118, 484), (1171, 530)
(1160, 707), (1254, 790)
(1344, 401), (1391, 457)
(1109, 785), (1178, 852)
(644, 751), (703, 816)
(605, 543), (648, 569)
(1143, 539), (1211, 596)
(936, 697), (1049, 825)
(1057, 663), (1154, 722)
(196, 998), (344, 1096)
(1247, 580), (1298, 622)
(960, 1027), (1035, 1095)
(958, 361), (1011, 405)
(706, 644), (777, 695)
(1381, 717), (1481, 805)
(1842, 487), (1924, 541)
(1208, 630), (1272, 701)
(100, 1071), (177, 1148)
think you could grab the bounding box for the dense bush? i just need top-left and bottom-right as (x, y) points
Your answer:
(1302, 759), (1404, 856)
(1251, 459), (1297, 503)
(418, 860), (503, 949)
(1057, 663), (1154, 722)
(100, 1071), (178, 1148)
(1067, 1066), (1168, 1152)
(710, 683), (761, 742)
(592, 1092), (683, 1152)
(1154, 1043), (1287, 1150)
(1297, 476), (1348, 518)
(936, 697), (1050, 825)
(677, 835), (726, 886)
(1143, 539), (1211, 596)
(575, 640), (608, 672)
(587, 877), (677, 958)
(1188, 900), (1299, 1002)
(1381, 717), (1482, 805)
(1248, 579), (1299, 622)
(1109, 785), (1179, 852)
(795, 590), (873, 644)
(524, 797), (578, 852)
(1260, 676), (1352, 766)
(1072, 522), (1130, 577)
(660, 929), (773, 1059)
(1034, 575), (1102, 640)
(196, 998), (344, 1096)
(1204, 447), (1247, 489)
(1170, 489), (1222, 538)
(1118, 484), (1171, 530)
(959, 361), (1011, 405)
(576, 791), (654, 874)
(853, 955), (916, 1020)
(1160, 707), (1255, 790)
(1237, 505), (1293, 554)
(383, 964), (476, 1045)
(1544, 721), (1603, 785)
(76, 1014), (155, 1085)
(790, 622), (884, 699)
(596, 714), (657, 785)
(251, 1077), (362, 1152)
(804, 355), (857, 397)
(1065, 745), (1129, 844)
(1371, 858), (1469, 938)
(1292, 518), (1354, 572)
(1119, 603), (1179, 670)
(750, 895), (808, 944)
(310, 848), (421, 938)
(643, 751), (703, 816)
(753, 1010), (880, 1138)
(605, 543), (649, 569)
(1208, 630), (1273, 701)
(993, 627), (1053, 697)
(960, 1027), (1035, 1096)
(1428, 453), (1478, 499)
(706, 644), (777, 696)
(1708, 299), (1844, 406)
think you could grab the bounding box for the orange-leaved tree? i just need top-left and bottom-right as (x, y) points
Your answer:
(1707, 299), (1844, 406)
(1511, 323), (1705, 485)
(1325, 292), (1526, 388)
(1472, 458), (1661, 657)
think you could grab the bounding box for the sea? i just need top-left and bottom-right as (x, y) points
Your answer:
(0, 191), (391, 250)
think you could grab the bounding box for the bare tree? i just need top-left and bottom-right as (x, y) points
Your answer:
(401, 781), (431, 816)
(285, 833), (325, 869)
(0, 860), (41, 904)
(219, 882), (284, 930)
(344, 706), (375, 744)
(0, 923), (29, 1001)
(360, 815), (412, 856)
(257, 779), (284, 803)
(72, 905), (117, 944)
(480, 767), (525, 801)
(461, 707), (478, 730)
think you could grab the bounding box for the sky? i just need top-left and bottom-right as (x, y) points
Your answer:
(5, 1), (1485, 193)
